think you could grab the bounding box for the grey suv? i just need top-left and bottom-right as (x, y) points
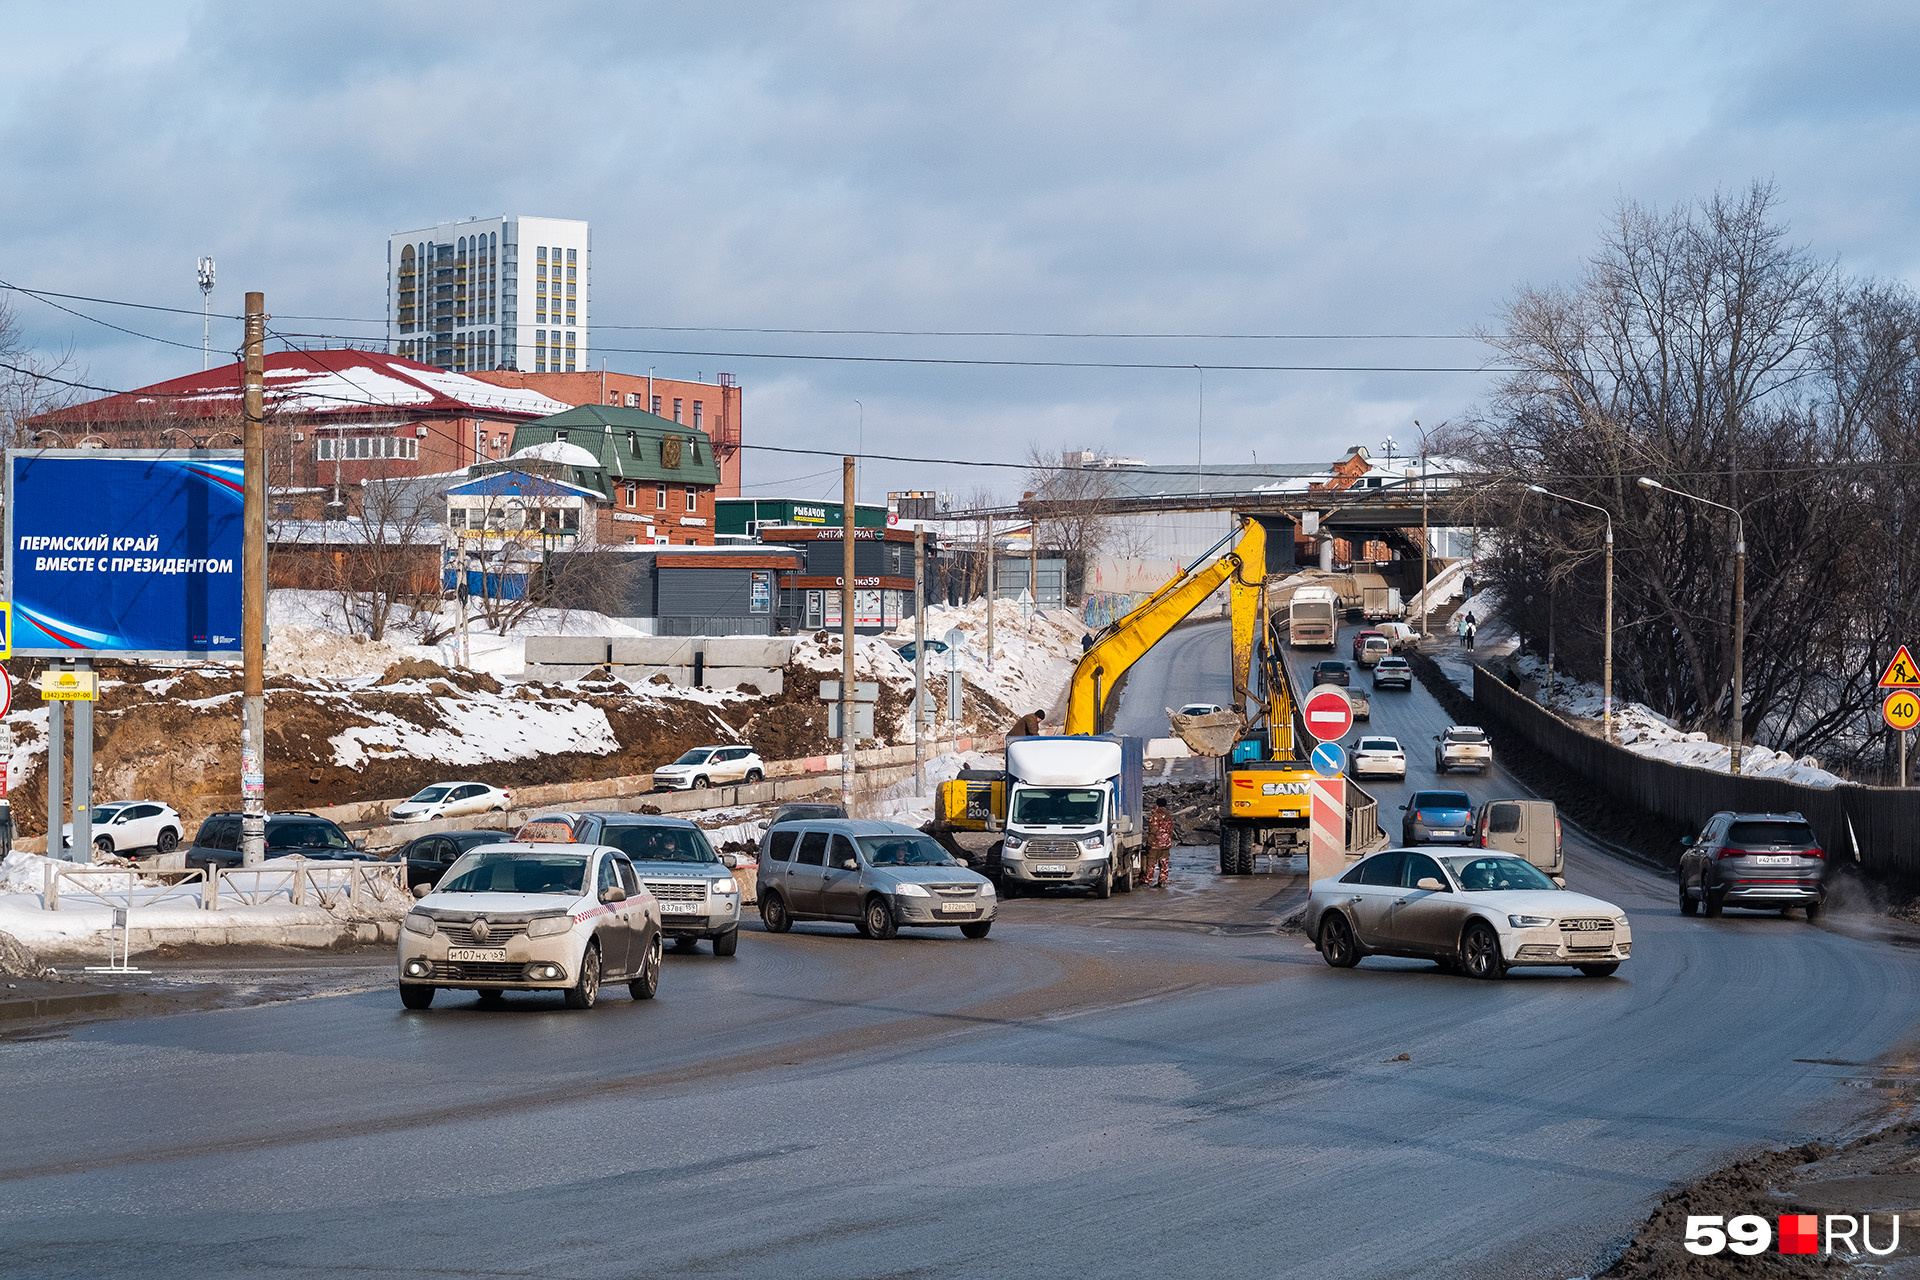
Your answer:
(1678, 811), (1827, 919)
(536, 811), (743, 954)
(757, 819), (997, 940)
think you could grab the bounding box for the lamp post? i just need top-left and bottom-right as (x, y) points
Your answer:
(1527, 485), (1614, 739)
(1639, 476), (1744, 774)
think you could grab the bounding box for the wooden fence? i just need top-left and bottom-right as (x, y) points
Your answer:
(1473, 666), (1920, 885)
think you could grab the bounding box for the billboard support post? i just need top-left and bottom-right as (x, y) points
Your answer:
(241, 291), (267, 868)
(72, 658), (92, 862)
(46, 692), (64, 861)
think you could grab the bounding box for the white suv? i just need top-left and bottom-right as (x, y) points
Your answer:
(1436, 726), (1493, 774)
(651, 745), (765, 791)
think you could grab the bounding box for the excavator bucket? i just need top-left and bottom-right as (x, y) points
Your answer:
(1167, 708), (1245, 758)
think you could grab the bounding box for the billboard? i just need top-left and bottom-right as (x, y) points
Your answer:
(6, 450), (244, 659)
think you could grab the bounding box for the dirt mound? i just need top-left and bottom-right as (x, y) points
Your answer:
(377, 658), (453, 685)
(0, 931), (51, 979)
(746, 703), (830, 760)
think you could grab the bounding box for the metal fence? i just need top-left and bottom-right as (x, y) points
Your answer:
(40, 859), (406, 911)
(1472, 666), (1920, 885)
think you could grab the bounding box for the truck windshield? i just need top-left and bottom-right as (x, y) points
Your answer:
(1011, 787), (1105, 826)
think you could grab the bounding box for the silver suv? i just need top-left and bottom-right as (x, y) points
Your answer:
(1678, 811), (1827, 919)
(536, 811), (744, 954)
(757, 819), (997, 940)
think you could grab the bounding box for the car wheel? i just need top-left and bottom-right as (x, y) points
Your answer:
(674, 935), (701, 952)
(1577, 963), (1620, 978)
(1678, 874), (1697, 916)
(477, 989), (507, 1006)
(1093, 865), (1112, 899)
(745, 769), (763, 784)
(1805, 898), (1823, 921)
(564, 943), (602, 1009)
(712, 927), (740, 956)
(862, 895), (898, 940)
(961, 921), (992, 939)
(1318, 913), (1361, 968)
(760, 891), (792, 933)
(1460, 922), (1507, 980)
(156, 828), (180, 854)
(1704, 883), (1725, 918)
(629, 934), (662, 1000)
(1218, 827), (1236, 875)
(399, 984), (434, 1010)
(693, 776), (711, 790)
(94, 837), (113, 858)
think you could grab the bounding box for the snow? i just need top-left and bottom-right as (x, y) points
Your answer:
(864, 750), (1003, 827)
(330, 692), (621, 770)
(888, 600), (1083, 724)
(510, 440), (600, 468)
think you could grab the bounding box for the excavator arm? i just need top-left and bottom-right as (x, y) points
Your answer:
(1065, 518), (1268, 735)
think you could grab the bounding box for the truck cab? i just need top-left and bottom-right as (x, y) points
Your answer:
(991, 736), (1144, 899)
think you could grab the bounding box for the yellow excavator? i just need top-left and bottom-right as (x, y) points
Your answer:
(1066, 515), (1316, 874)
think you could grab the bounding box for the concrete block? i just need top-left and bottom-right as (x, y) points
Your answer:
(522, 663), (601, 681)
(614, 665), (692, 688)
(610, 636), (699, 666)
(713, 666), (783, 695)
(525, 635), (612, 665)
(703, 636), (797, 667)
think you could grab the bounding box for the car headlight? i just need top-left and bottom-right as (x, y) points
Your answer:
(978, 881), (995, 896)
(526, 914), (575, 937)
(1003, 834), (1024, 849)
(1508, 914), (1553, 928)
(711, 877), (737, 895)
(403, 912), (436, 936)
(895, 882), (930, 897)
(1079, 836), (1104, 851)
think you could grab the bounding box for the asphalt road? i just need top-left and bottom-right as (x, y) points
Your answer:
(5, 619), (1919, 1279)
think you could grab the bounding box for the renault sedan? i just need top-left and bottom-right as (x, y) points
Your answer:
(1306, 849), (1631, 979)
(397, 842), (663, 1010)
(757, 820), (996, 939)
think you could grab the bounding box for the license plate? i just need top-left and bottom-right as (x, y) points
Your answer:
(449, 948), (506, 962)
(940, 901), (975, 914)
(1037, 864), (1067, 873)
(1753, 855), (1792, 865)
(661, 901), (703, 914)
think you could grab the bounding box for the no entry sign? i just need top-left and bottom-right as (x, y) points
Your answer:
(1303, 684), (1355, 742)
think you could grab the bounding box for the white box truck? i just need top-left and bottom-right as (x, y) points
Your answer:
(993, 736), (1145, 898)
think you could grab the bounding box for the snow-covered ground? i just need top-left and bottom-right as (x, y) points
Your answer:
(889, 600), (1083, 724)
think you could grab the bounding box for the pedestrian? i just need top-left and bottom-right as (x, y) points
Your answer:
(1081, 631), (1094, 654)
(1145, 798), (1174, 887)
(1465, 621), (1477, 651)
(1010, 708), (1046, 738)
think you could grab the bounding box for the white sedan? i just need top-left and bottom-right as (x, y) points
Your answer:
(1305, 849), (1631, 979)
(63, 801), (185, 858)
(1350, 736), (1406, 779)
(391, 782), (513, 823)
(651, 746), (765, 791)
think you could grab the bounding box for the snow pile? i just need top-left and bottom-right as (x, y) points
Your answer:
(329, 686), (623, 770)
(865, 750), (1002, 827)
(268, 623), (423, 680)
(892, 600), (1082, 723)
(1404, 559), (1473, 620)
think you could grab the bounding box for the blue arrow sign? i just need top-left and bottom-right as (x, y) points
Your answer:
(1310, 741), (1346, 778)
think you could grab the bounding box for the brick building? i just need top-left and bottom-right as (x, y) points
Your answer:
(28, 350), (569, 507)
(754, 525), (940, 633)
(466, 369), (742, 495)
(505, 404), (722, 546)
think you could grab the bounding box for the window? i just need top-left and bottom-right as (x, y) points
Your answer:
(596, 855), (620, 898)
(553, 429), (568, 442)
(656, 486), (667, 510)
(693, 401), (703, 430)
(1488, 804), (1521, 835)
(567, 248), (577, 263)
(767, 830), (797, 861)
(622, 484), (637, 508)
(615, 856), (640, 896)
(673, 398), (683, 423)
(1401, 853), (1445, 888)
(685, 488), (697, 512)
(1355, 852), (1405, 886)
(627, 431), (639, 455)
(650, 395), (661, 415)
(795, 832), (828, 867)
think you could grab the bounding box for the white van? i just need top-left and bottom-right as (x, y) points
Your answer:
(1474, 799), (1563, 882)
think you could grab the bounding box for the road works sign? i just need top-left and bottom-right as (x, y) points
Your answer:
(1302, 685), (1355, 742)
(1882, 646), (1920, 689)
(1884, 690), (1920, 732)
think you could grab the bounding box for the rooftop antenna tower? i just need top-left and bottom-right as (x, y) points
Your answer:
(196, 257), (216, 370)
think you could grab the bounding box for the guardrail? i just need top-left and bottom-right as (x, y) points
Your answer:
(1471, 664), (1919, 883)
(40, 859), (406, 912)
(43, 864), (206, 911)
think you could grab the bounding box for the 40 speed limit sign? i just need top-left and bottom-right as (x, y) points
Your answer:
(1884, 689), (1920, 732)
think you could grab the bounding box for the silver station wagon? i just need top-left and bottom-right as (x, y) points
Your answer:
(757, 819), (997, 940)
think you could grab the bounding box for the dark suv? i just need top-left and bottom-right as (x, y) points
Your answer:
(1677, 811), (1826, 919)
(535, 811), (743, 954)
(184, 812), (372, 873)
(1311, 660), (1351, 687)
(386, 828), (514, 890)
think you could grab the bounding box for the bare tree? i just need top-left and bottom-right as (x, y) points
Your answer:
(1022, 448), (1128, 604)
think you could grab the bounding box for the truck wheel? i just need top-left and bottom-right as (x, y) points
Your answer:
(999, 876), (1019, 900)
(1115, 856), (1134, 893)
(1093, 865), (1112, 899)
(1218, 828), (1236, 875)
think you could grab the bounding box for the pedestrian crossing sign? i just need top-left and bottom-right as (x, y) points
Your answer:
(1881, 645), (1920, 689)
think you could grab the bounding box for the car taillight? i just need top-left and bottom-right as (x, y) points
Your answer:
(1808, 847), (1825, 861)
(1480, 831), (1490, 848)
(1717, 846), (1744, 860)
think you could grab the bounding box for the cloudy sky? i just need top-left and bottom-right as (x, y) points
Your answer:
(5, 1), (1918, 504)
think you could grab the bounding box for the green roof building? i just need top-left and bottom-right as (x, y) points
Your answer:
(507, 404), (723, 497)
(715, 497), (889, 537)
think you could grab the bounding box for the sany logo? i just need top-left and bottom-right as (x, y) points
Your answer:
(1685, 1214), (1899, 1257)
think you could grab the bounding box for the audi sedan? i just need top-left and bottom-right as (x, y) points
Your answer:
(397, 842), (663, 1010)
(1306, 849), (1631, 979)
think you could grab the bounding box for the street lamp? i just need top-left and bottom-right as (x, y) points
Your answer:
(1528, 485), (1614, 739)
(1639, 476), (1745, 775)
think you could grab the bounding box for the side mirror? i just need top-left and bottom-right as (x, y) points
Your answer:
(1680, 836), (1696, 848)
(1433, 734), (1441, 741)
(600, 885), (627, 903)
(720, 853), (739, 869)
(352, 838), (367, 851)
(1398, 803), (1408, 811)
(1415, 877), (1445, 892)
(411, 883), (431, 899)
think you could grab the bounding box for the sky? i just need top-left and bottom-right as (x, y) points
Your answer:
(5, 0), (1920, 505)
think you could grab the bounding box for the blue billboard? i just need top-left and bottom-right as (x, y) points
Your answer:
(6, 450), (244, 658)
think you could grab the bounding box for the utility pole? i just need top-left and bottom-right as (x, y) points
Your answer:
(840, 456), (856, 813)
(1028, 501), (1038, 632)
(984, 511), (995, 671)
(241, 292), (267, 866)
(914, 525), (926, 797)
(1420, 437), (1430, 639)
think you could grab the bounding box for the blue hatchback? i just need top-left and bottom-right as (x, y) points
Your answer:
(1400, 790), (1474, 845)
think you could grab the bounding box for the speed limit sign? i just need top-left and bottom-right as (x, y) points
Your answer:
(1885, 689), (1920, 732)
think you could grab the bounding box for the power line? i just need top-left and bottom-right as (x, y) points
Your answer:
(0, 278), (212, 353)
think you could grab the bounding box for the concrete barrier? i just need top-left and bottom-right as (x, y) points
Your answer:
(525, 636), (612, 665)
(702, 637), (797, 667)
(609, 636), (699, 665)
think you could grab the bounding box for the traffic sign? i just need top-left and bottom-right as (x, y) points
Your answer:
(1310, 741), (1346, 777)
(1882, 646), (1920, 688)
(0, 668), (12, 720)
(1885, 690), (1920, 732)
(1302, 684), (1354, 742)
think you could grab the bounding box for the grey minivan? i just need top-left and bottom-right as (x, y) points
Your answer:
(757, 819), (997, 940)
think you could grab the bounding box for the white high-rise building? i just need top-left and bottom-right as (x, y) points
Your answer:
(387, 215), (589, 374)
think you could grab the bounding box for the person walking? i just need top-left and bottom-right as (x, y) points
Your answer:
(1010, 708), (1046, 738)
(1144, 798), (1175, 888)
(1465, 620), (1477, 651)
(1081, 631), (1094, 654)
